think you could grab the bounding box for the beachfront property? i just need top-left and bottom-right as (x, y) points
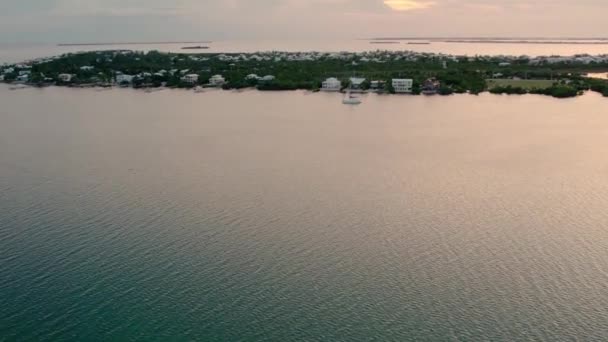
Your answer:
(16, 74), (29, 82)
(246, 74), (275, 82)
(322, 77), (342, 91)
(260, 75), (275, 82)
(3, 67), (15, 74)
(499, 62), (511, 67)
(80, 66), (95, 71)
(422, 78), (441, 95)
(58, 73), (73, 82)
(209, 74), (226, 86)
(349, 77), (366, 91)
(392, 79), (413, 93)
(181, 74), (200, 84)
(370, 80), (386, 92)
(116, 74), (135, 84)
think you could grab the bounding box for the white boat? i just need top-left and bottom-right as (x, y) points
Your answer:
(342, 91), (361, 105)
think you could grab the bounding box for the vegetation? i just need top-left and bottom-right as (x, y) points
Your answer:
(2, 50), (608, 99)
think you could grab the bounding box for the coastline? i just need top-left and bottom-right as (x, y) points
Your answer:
(2, 49), (608, 99)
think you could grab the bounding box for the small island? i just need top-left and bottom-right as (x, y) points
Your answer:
(2, 49), (608, 98)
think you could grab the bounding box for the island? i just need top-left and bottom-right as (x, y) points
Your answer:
(2, 49), (608, 98)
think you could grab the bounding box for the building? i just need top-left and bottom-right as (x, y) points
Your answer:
(58, 73), (73, 82)
(16, 74), (29, 82)
(499, 62), (511, 67)
(370, 80), (386, 92)
(246, 74), (260, 80)
(181, 74), (200, 84)
(422, 78), (441, 95)
(260, 75), (275, 82)
(321, 77), (341, 91)
(80, 66), (95, 71)
(392, 79), (413, 93)
(209, 75), (225, 86)
(349, 77), (366, 90)
(116, 74), (134, 84)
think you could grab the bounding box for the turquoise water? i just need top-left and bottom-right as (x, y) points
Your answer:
(2, 86), (608, 340)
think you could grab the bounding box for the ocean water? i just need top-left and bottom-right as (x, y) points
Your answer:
(2, 86), (608, 340)
(2, 39), (608, 64)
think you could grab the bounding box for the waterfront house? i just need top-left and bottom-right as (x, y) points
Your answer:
(209, 75), (226, 86)
(0, 75), (4, 82)
(260, 75), (275, 82)
(181, 74), (200, 84)
(116, 74), (135, 84)
(58, 73), (73, 82)
(3, 67), (15, 74)
(499, 62), (511, 67)
(422, 78), (441, 95)
(349, 77), (366, 91)
(246, 74), (260, 80)
(392, 79), (413, 93)
(16, 74), (29, 83)
(370, 80), (386, 92)
(321, 77), (341, 91)
(80, 66), (95, 71)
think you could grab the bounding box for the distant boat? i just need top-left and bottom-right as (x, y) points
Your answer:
(342, 91), (362, 105)
(182, 46), (209, 50)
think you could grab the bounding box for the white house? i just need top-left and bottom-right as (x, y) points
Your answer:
(3, 67), (15, 74)
(209, 74), (225, 86)
(80, 66), (95, 71)
(321, 77), (341, 91)
(392, 79), (413, 93)
(370, 80), (386, 92)
(16, 74), (29, 82)
(181, 74), (199, 84)
(58, 73), (73, 82)
(499, 62), (511, 67)
(0, 75), (4, 82)
(260, 75), (275, 82)
(349, 77), (366, 90)
(246, 74), (260, 80)
(116, 74), (134, 84)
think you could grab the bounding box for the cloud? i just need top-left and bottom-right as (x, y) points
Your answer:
(384, 0), (435, 11)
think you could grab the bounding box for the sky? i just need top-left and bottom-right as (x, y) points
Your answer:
(0, 0), (607, 43)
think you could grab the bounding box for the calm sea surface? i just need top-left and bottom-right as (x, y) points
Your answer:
(2, 39), (608, 64)
(2, 85), (608, 340)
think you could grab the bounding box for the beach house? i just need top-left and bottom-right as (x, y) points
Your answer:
(181, 74), (200, 84)
(392, 79), (413, 93)
(321, 77), (341, 91)
(58, 74), (73, 82)
(209, 75), (226, 86)
(116, 74), (135, 84)
(349, 77), (366, 91)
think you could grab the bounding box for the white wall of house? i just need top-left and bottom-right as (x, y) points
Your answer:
(392, 79), (413, 93)
(322, 77), (341, 91)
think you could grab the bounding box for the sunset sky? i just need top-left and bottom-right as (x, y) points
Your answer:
(1, 0), (607, 43)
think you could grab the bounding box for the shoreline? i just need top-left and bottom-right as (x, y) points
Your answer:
(2, 49), (608, 99)
(2, 82), (606, 99)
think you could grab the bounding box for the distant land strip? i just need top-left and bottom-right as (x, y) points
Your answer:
(58, 41), (212, 47)
(368, 37), (608, 41)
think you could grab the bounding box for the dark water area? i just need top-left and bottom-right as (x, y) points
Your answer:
(2, 86), (608, 340)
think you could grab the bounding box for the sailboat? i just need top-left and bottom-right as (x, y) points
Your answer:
(342, 90), (362, 105)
